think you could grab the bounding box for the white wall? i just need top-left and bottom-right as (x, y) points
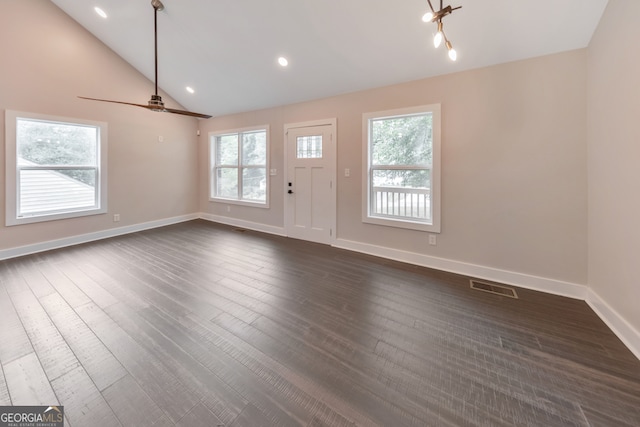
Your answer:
(0, 0), (199, 253)
(199, 50), (588, 289)
(587, 0), (640, 344)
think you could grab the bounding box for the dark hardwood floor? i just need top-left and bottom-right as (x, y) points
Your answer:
(1, 220), (639, 426)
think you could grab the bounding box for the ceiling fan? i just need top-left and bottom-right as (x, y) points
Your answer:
(79, 0), (212, 119)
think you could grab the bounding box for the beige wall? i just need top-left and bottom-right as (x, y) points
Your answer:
(0, 0), (199, 251)
(588, 1), (640, 332)
(200, 50), (588, 285)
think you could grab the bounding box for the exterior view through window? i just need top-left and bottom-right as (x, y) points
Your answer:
(210, 128), (268, 205)
(364, 104), (440, 232)
(6, 111), (107, 226)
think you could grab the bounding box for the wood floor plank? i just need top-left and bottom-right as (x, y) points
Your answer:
(174, 402), (224, 427)
(8, 289), (80, 382)
(39, 293), (127, 391)
(75, 302), (201, 424)
(0, 287), (34, 365)
(101, 375), (167, 427)
(51, 365), (122, 427)
(3, 352), (59, 406)
(13, 257), (56, 298)
(0, 364), (10, 406)
(103, 302), (249, 426)
(36, 262), (92, 309)
(53, 260), (119, 309)
(145, 308), (368, 427)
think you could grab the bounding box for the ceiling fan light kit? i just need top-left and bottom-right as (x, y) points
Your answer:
(425, 0), (462, 61)
(79, 0), (212, 119)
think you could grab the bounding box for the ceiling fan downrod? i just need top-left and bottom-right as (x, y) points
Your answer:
(151, 0), (164, 105)
(149, 0), (164, 109)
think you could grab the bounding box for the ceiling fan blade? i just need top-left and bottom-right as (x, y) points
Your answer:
(79, 96), (211, 119)
(164, 107), (212, 119)
(78, 96), (153, 109)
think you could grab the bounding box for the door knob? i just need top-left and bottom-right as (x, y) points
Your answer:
(288, 189), (294, 194)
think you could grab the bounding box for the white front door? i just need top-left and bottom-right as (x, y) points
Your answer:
(285, 122), (335, 244)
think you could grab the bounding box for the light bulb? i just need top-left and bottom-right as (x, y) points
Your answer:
(422, 12), (434, 22)
(446, 40), (457, 61)
(434, 22), (444, 48)
(433, 32), (443, 48)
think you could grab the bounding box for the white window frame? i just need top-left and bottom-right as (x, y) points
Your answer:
(5, 110), (108, 226)
(209, 125), (269, 208)
(362, 104), (441, 232)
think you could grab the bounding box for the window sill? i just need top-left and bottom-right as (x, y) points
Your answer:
(6, 207), (107, 227)
(209, 197), (269, 209)
(363, 215), (440, 233)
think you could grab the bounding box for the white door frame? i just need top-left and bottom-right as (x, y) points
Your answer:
(283, 118), (337, 244)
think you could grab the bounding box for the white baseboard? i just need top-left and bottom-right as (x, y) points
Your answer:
(0, 213), (198, 261)
(586, 289), (640, 360)
(199, 213), (286, 237)
(333, 238), (587, 300)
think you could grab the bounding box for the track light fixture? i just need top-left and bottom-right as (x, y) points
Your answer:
(424, 0), (461, 61)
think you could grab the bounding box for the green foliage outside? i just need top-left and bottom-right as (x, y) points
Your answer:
(371, 113), (432, 188)
(17, 119), (97, 186)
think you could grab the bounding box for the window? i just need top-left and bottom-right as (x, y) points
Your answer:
(210, 126), (268, 206)
(5, 110), (108, 226)
(363, 104), (441, 232)
(296, 135), (323, 159)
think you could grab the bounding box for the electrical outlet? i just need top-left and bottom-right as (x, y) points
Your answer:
(428, 234), (436, 245)
(226, 206), (231, 212)
(345, 168), (350, 177)
(158, 135), (164, 143)
(113, 214), (120, 222)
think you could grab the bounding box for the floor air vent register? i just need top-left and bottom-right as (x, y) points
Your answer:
(470, 279), (518, 299)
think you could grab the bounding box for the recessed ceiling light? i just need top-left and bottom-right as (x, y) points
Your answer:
(278, 57), (289, 67)
(186, 86), (195, 94)
(94, 7), (107, 19)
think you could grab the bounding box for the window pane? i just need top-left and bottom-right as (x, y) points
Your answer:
(372, 169), (430, 188)
(19, 169), (97, 215)
(216, 168), (238, 198)
(216, 134), (238, 165)
(242, 131), (267, 165)
(17, 119), (98, 166)
(242, 168), (266, 201)
(371, 169), (431, 221)
(296, 135), (323, 159)
(371, 114), (432, 166)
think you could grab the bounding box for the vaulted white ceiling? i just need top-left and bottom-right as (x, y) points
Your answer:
(51, 0), (608, 118)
